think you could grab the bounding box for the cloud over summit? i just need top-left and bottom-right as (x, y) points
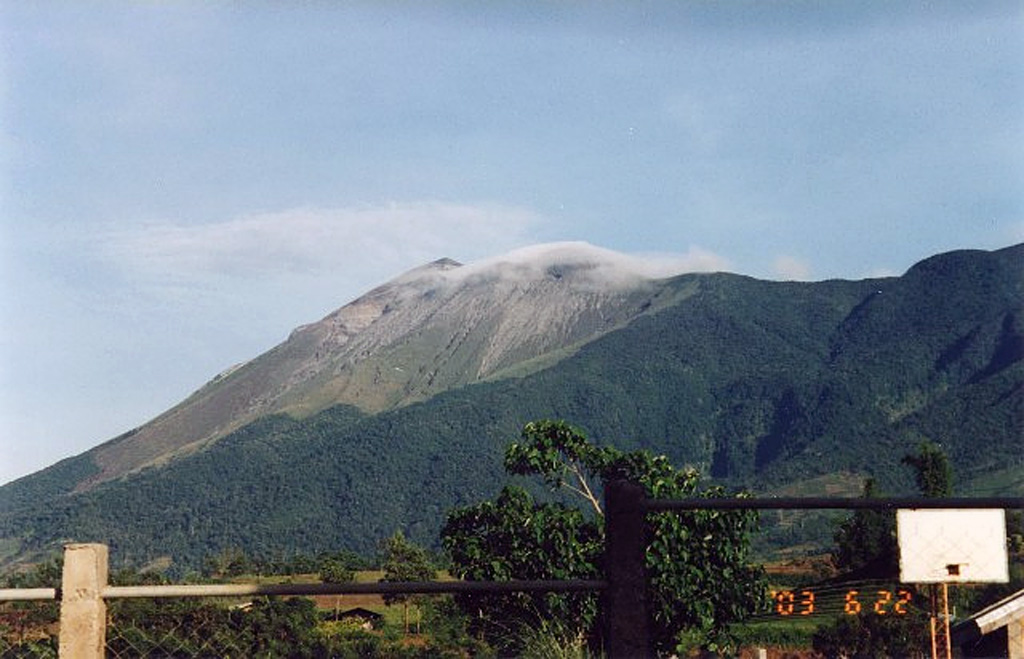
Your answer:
(387, 241), (730, 299)
(449, 241), (730, 286)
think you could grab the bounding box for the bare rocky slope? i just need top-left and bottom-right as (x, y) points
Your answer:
(83, 243), (685, 488)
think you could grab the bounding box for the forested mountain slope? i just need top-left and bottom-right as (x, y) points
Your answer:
(1, 244), (1020, 571)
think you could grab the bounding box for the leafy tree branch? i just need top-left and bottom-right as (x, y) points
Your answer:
(446, 419), (766, 654)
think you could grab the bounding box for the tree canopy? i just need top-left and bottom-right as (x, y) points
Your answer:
(379, 530), (436, 634)
(832, 478), (899, 578)
(442, 419), (766, 655)
(901, 440), (954, 498)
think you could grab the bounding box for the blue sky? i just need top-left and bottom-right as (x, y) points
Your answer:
(1, 1), (1022, 484)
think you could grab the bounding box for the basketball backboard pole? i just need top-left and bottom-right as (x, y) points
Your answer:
(928, 583), (953, 659)
(929, 585), (938, 659)
(942, 583), (952, 659)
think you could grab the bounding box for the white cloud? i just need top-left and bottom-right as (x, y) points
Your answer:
(464, 242), (728, 275)
(772, 255), (812, 281)
(441, 241), (732, 292)
(102, 201), (542, 283)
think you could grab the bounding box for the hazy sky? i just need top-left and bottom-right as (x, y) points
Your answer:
(2, 2), (1022, 484)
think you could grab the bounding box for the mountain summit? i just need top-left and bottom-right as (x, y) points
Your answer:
(85, 243), (688, 487)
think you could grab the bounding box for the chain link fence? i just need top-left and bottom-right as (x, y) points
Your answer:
(0, 600), (59, 657)
(103, 594), (472, 658)
(106, 597), (249, 658)
(2, 592), (453, 658)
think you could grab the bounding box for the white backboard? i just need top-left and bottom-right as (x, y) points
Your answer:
(897, 509), (1008, 584)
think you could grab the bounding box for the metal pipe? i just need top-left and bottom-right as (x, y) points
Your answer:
(0, 588), (57, 601)
(645, 497), (1024, 511)
(103, 579), (607, 600)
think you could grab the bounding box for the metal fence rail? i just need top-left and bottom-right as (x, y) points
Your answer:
(647, 496), (1024, 511)
(0, 588), (56, 602)
(103, 578), (607, 599)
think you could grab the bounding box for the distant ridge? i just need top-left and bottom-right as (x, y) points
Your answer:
(1, 242), (1020, 571)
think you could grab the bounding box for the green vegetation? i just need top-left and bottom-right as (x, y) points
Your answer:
(380, 531), (436, 634)
(961, 463), (1024, 496)
(442, 420), (766, 655)
(0, 244), (1020, 573)
(0, 559), (61, 656)
(831, 478), (899, 579)
(902, 440), (954, 498)
(811, 612), (930, 658)
(729, 618), (819, 648)
(443, 486), (602, 655)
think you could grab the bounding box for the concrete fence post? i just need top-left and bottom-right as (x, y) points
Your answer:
(58, 543), (108, 659)
(602, 479), (651, 658)
(1010, 618), (1023, 659)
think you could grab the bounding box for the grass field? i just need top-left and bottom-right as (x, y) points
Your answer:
(275, 570), (450, 633)
(960, 463), (1024, 496)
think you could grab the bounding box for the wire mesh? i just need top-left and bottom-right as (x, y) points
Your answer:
(106, 597), (244, 658)
(0, 600), (59, 657)
(103, 593), (459, 658)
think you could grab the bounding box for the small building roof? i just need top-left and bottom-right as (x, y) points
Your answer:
(337, 607), (383, 620)
(952, 588), (1024, 645)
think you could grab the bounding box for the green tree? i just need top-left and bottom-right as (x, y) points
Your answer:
(443, 419), (765, 655)
(420, 595), (491, 657)
(379, 531), (435, 634)
(241, 598), (321, 656)
(902, 440), (953, 498)
(832, 478), (899, 578)
(443, 486), (603, 654)
(319, 558), (355, 585)
(203, 546), (251, 579)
